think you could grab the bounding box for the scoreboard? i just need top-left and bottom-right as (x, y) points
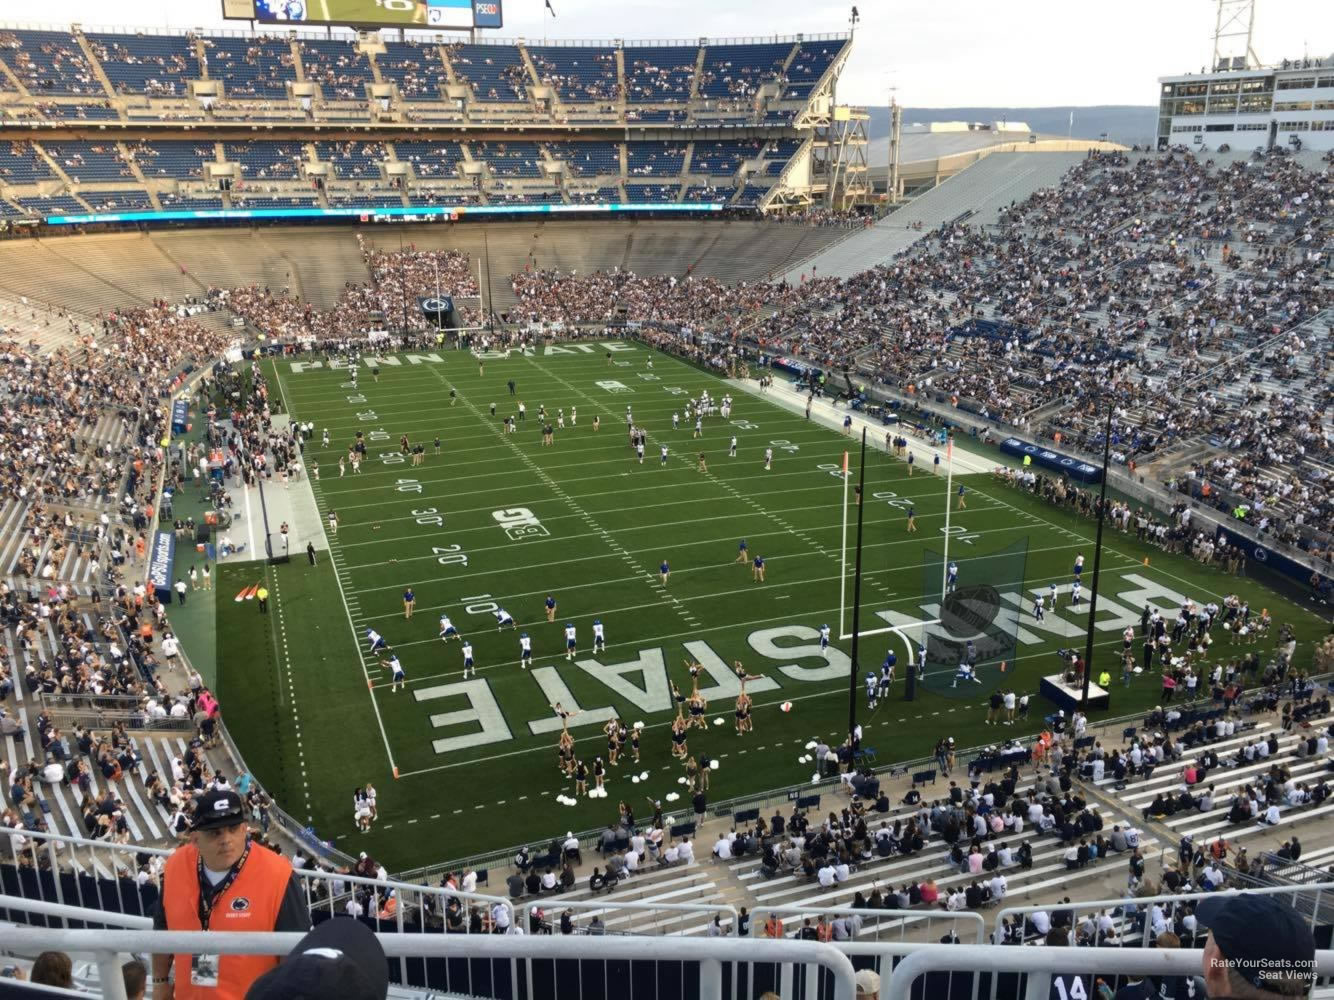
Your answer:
(224, 0), (503, 29)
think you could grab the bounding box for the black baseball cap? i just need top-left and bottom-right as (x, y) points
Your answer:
(1197, 893), (1316, 991)
(192, 789), (246, 831)
(246, 916), (388, 1000)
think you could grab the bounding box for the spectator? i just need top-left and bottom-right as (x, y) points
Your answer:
(122, 960), (147, 1000)
(246, 915), (389, 999)
(29, 952), (73, 989)
(1198, 894), (1316, 999)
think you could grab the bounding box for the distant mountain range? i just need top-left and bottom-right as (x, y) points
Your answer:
(864, 106), (1159, 147)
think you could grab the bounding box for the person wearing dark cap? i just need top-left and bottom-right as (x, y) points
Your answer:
(246, 915), (388, 1000)
(1198, 893), (1317, 999)
(151, 788), (310, 999)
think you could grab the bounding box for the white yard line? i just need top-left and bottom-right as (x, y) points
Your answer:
(339, 500), (1007, 568)
(420, 364), (696, 628)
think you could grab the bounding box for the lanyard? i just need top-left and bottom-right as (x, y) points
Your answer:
(197, 841), (250, 931)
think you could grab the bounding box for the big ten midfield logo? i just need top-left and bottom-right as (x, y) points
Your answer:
(492, 507), (549, 541)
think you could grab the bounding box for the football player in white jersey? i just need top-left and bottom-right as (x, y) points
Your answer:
(461, 640), (475, 678)
(439, 614), (459, 641)
(593, 619), (606, 653)
(365, 628), (386, 653)
(565, 622), (577, 660)
(382, 652), (406, 692)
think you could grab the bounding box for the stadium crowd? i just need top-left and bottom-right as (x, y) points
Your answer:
(189, 150), (1328, 554)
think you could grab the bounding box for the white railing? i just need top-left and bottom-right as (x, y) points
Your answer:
(0, 826), (515, 960)
(522, 898), (739, 937)
(993, 882), (1334, 946)
(0, 893), (151, 928)
(885, 943), (1334, 1000)
(0, 927), (859, 1000)
(760, 905), (987, 943)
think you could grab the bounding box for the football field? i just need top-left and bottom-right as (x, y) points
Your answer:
(215, 342), (1329, 870)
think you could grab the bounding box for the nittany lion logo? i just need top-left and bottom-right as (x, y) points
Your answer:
(230, 897), (250, 912)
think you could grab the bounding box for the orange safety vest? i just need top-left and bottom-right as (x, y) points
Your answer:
(162, 841), (294, 999)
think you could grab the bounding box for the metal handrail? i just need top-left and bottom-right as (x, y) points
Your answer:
(993, 882), (1334, 945)
(0, 892), (152, 928)
(521, 898), (739, 936)
(0, 928), (860, 1000)
(760, 905), (987, 943)
(0, 825), (514, 939)
(885, 943), (1334, 1000)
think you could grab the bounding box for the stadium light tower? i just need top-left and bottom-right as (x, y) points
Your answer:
(1212, 0), (1261, 71)
(888, 89), (902, 205)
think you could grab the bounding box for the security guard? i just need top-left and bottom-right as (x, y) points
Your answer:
(255, 585), (269, 613)
(151, 788), (309, 999)
(1098, 669), (1112, 689)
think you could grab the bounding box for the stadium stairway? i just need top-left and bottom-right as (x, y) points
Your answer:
(0, 294), (91, 354)
(1, 695), (195, 855)
(0, 501), (32, 577)
(779, 151), (1086, 282)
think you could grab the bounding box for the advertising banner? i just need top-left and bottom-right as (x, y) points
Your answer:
(147, 530), (175, 604)
(999, 436), (1102, 484)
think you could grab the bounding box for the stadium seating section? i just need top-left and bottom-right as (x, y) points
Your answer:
(0, 30), (847, 220)
(528, 45), (619, 103)
(447, 43), (528, 103)
(297, 37), (371, 101)
(2, 29), (99, 96)
(376, 40), (443, 100)
(696, 41), (791, 100)
(624, 46), (698, 103)
(200, 34), (296, 98)
(86, 31), (196, 96)
(0, 30), (848, 124)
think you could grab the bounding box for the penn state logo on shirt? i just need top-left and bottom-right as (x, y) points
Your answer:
(230, 897), (251, 912)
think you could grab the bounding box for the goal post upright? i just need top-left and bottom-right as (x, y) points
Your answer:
(846, 430), (868, 740)
(839, 449), (849, 641)
(939, 434), (954, 602)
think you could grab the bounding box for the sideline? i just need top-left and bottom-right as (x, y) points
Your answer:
(733, 374), (996, 475)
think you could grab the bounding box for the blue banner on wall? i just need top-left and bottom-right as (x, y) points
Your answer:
(999, 437), (1103, 484)
(170, 399), (189, 435)
(1213, 525), (1320, 587)
(147, 531), (175, 603)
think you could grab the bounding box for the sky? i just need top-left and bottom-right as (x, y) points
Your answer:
(5, 0), (1331, 107)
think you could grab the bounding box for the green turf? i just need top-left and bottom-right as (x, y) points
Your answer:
(215, 342), (1330, 870)
(304, 0), (431, 27)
